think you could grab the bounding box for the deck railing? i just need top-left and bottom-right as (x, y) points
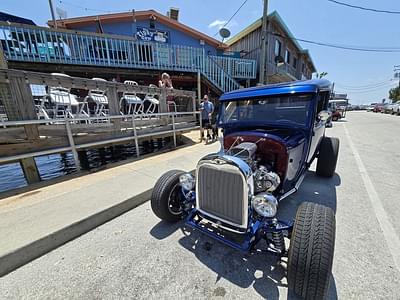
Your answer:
(209, 55), (256, 79)
(0, 22), (256, 92)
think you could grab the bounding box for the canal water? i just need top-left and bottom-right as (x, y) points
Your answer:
(0, 138), (171, 194)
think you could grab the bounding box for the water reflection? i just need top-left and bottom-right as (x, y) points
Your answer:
(0, 138), (170, 193)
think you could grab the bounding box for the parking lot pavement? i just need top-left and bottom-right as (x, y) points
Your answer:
(1, 111), (400, 300)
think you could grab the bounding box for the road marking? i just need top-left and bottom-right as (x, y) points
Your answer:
(344, 124), (400, 273)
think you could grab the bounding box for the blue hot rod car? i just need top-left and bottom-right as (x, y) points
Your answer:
(151, 79), (339, 300)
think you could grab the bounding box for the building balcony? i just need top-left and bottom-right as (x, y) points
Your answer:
(0, 22), (256, 82)
(267, 62), (298, 83)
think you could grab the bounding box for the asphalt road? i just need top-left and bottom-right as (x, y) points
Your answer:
(1, 111), (400, 300)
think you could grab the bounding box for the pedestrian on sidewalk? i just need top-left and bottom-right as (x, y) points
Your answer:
(199, 94), (214, 141)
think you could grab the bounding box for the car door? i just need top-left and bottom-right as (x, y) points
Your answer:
(307, 92), (328, 163)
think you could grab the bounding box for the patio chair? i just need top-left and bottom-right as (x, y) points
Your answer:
(144, 84), (160, 115)
(85, 78), (109, 117)
(120, 81), (144, 115)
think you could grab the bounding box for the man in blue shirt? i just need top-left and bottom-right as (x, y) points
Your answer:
(200, 95), (214, 141)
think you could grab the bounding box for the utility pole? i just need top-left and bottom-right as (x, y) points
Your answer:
(259, 0), (268, 85)
(395, 65), (400, 89)
(48, 0), (57, 28)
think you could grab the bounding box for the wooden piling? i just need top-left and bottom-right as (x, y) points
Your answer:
(20, 157), (41, 184)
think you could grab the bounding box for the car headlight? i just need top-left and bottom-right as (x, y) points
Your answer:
(251, 193), (278, 218)
(179, 173), (195, 191)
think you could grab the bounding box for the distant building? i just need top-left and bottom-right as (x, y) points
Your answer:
(226, 11), (316, 84)
(0, 11), (35, 25)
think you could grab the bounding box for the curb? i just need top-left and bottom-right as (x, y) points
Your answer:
(0, 189), (152, 277)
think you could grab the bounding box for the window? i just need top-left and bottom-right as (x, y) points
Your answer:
(274, 39), (282, 57)
(293, 57), (297, 69)
(149, 19), (155, 29)
(220, 94), (313, 127)
(285, 49), (291, 64)
(302, 63), (305, 73)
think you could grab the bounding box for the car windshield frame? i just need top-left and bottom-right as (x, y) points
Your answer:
(219, 93), (315, 129)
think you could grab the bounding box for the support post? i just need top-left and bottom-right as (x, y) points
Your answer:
(106, 85), (121, 132)
(159, 88), (168, 125)
(172, 113), (177, 147)
(132, 116), (140, 157)
(259, 0), (269, 85)
(20, 158), (41, 184)
(159, 88), (168, 113)
(65, 119), (81, 171)
(197, 71), (202, 101)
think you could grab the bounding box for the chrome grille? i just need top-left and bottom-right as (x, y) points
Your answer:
(196, 161), (248, 228)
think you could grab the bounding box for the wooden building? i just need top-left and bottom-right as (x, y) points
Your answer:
(0, 9), (257, 96)
(226, 11), (316, 85)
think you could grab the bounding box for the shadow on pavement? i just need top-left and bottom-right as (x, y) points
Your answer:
(149, 170), (341, 299)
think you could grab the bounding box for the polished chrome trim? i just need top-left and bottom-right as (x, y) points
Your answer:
(196, 159), (249, 229)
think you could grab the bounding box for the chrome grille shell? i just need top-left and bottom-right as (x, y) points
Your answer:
(196, 155), (251, 229)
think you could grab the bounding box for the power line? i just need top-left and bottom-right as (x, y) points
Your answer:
(327, 0), (400, 15)
(271, 32), (400, 53)
(336, 83), (397, 94)
(58, 0), (117, 14)
(336, 80), (395, 90)
(213, 0), (249, 37)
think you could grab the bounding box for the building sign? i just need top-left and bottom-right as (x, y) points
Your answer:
(136, 27), (169, 43)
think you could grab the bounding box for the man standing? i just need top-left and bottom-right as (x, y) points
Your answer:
(200, 95), (214, 141)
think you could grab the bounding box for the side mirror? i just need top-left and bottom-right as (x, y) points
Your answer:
(317, 110), (331, 122)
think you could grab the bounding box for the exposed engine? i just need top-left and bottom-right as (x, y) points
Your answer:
(229, 142), (281, 194)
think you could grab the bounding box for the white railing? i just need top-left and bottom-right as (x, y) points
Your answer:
(0, 22), (257, 92)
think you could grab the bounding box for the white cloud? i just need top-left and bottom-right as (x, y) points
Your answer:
(208, 19), (227, 29)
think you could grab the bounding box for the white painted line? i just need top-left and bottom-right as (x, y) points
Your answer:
(344, 124), (400, 273)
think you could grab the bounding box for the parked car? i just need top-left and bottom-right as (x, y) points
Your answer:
(389, 102), (400, 115)
(373, 103), (385, 113)
(151, 80), (338, 300)
(366, 105), (375, 112)
(382, 103), (392, 114)
(328, 99), (347, 121)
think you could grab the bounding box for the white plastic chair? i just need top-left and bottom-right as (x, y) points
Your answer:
(120, 81), (144, 115)
(85, 78), (109, 117)
(144, 84), (160, 115)
(44, 73), (89, 119)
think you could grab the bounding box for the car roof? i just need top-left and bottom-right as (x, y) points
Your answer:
(220, 79), (332, 102)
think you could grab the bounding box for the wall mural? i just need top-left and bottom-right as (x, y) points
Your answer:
(136, 27), (169, 43)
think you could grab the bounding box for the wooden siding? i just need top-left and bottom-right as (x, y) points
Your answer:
(228, 19), (314, 81)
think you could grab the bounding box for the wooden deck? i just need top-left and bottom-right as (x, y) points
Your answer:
(0, 68), (200, 185)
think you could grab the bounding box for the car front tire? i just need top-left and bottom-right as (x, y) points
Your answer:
(288, 202), (336, 300)
(151, 170), (186, 222)
(316, 137), (339, 178)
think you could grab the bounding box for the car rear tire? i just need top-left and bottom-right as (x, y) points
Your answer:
(316, 137), (339, 178)
(151, 170), (186, 222)
(288, 202), (336, 300)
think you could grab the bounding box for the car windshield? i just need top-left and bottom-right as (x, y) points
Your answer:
(220, 94), (313, 127)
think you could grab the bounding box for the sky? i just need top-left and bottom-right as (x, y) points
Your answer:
(2, 0), (400, 105)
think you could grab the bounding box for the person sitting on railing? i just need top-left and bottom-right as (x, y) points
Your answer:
(199, 94), (214, 142)
(158, 72), (173, 89)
